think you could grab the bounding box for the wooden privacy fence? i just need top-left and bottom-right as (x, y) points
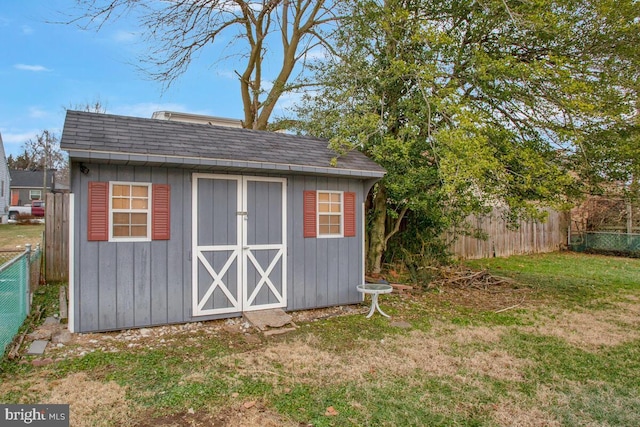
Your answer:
(447, 208), (569, 259)
(45, 193), (70, 282)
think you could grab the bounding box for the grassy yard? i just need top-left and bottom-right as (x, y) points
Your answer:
(0, 223), (45, 251)
(0, 252), (638, 426)
(0, 223), (45, 266)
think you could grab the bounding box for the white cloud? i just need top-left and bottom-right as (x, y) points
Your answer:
(14, 64), (51, 72)
(28, 107), (49, 119)
(111, 29), (139, 43)
(218, 1), (263, 13)
(0, 130), (39, 146)
(21, 25), (33, 35)
(303, 48), (327, 61)
(216, 69), (238, 80)
(273, 90), (304, 113)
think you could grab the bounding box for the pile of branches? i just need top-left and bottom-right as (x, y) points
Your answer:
(430, 266), (517, 291)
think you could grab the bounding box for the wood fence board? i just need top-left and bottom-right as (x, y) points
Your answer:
(45, 193), (70, 282)
(448, 208), (569, 259)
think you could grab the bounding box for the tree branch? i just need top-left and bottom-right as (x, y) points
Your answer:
(384, 205), (410, 247)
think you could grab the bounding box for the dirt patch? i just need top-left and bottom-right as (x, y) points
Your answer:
(135, 402), (298, 427)
(47, 372), (135, 427)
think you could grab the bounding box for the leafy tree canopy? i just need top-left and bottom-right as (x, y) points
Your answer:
(289, 0), (639, 272)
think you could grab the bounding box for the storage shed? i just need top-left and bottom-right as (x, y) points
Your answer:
(61, 111), (385, 333)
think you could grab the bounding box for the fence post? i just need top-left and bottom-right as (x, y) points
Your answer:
(25, 244), (31, 315)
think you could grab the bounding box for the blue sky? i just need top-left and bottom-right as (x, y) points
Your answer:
(1, 1), (297, 158)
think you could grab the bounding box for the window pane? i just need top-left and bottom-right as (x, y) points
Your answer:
(113, 226), (130, 237)
(131, 226), (148, 237)
(318, 192), (330, 202)
(113, 213), (130, 225)
(329, 225), (340, 234)
(112, 185), (129, 197)
(319, 225), (330, 235)
(329, 215), (341, 226)
(330, 203), (341, 213)
(131, 198), (148, 209)
(318, 202), (330, 213)
(131, 213), (147, 225)
(132, 185), (148, 197)
(112, 198), (129, 209)
(330, 193), (341, 203)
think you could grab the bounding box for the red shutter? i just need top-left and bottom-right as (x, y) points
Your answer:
(344, 192), (356, 237)
(152, 184), (171, 240)
(88, 181), (109, 241)
(303, 190), (317, 238)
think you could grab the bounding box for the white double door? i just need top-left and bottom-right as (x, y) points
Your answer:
(192, 174), (287, 316)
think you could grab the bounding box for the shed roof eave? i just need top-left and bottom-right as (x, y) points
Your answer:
(65, 149), (386, 179)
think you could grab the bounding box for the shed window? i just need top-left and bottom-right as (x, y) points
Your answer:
(318, 191), (343, 237)
(29, 190), (42, 200)
(87, 181), (171, 242)
(110, 183), (151, 240)
(304, 190), (356, 238)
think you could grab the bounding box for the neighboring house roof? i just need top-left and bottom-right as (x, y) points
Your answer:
(10, 169), (55, 188)
(61, 110), (386, 179)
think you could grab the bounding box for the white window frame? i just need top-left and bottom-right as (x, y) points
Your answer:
(29, 189), (42, 200)
(108, 181), (152, 242)
(317, 190), (344, 238)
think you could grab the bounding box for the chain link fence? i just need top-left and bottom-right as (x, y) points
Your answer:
(0, 251), (22, 267)
(570, 232), (640, 257)
(0, 245), (42, 356)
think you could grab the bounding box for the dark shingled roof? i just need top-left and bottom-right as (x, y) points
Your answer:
(10, 170), (55, 188)
(61, 111), (385, 178)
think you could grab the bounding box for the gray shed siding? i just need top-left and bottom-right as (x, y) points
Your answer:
(71, 162), (365, 333)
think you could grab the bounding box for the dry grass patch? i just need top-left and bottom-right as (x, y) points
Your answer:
(0, 372), (53, 404)
(222, 326), (529, 388)
(523, 298), (640, 349)
(491, 400), (561, 427)
(448, 324), (509, 345)
(47, 372), (135, 427)
(490, 384), (568, 427)
(392, 331), (529, 381)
